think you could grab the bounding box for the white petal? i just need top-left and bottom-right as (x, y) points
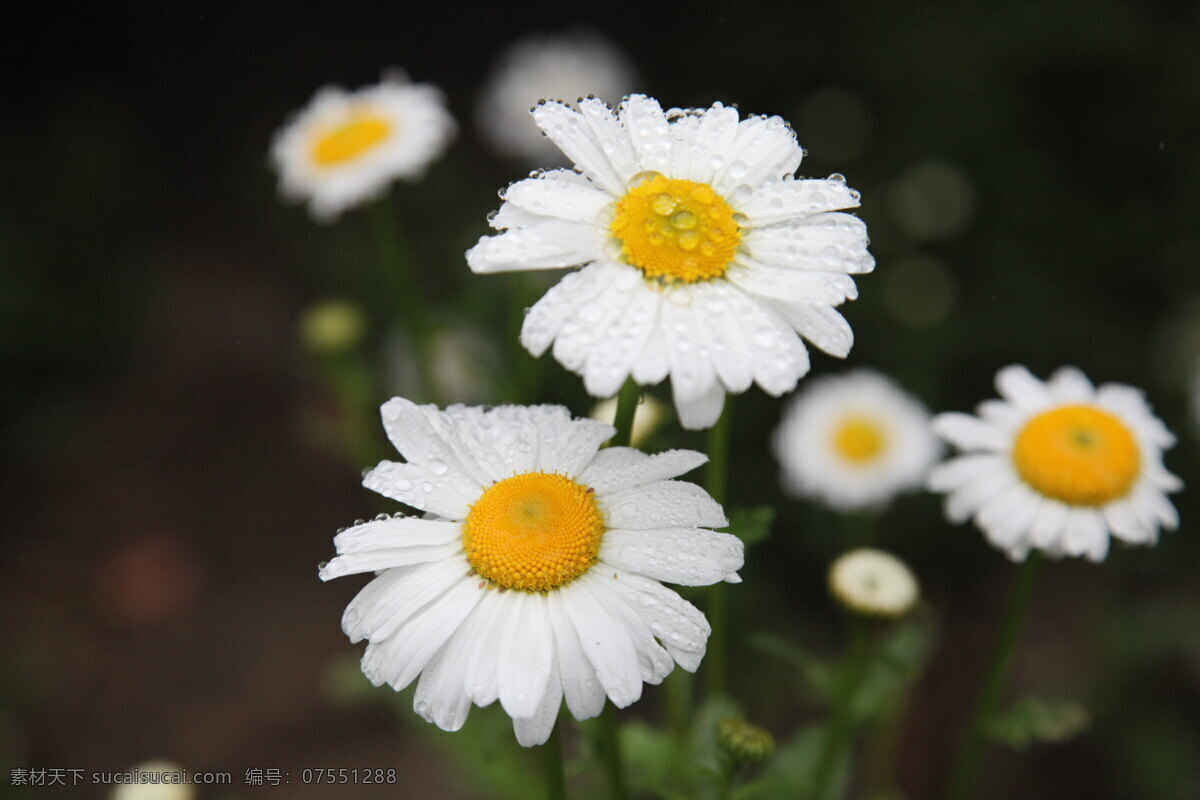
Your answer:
(740, 213), (873, 274)
(932, 412), (1010, 451)
(994, 365), (1051, 410)
(581, 278), (663, 398)
(975, 484), (1039, 551)
(711, 116), (804, 194)
(461, 592), (513, 707)
(320, 541), (461, 581)
(600, 527), (744, 585)
(340, 558), (468, 642)
(498, 593), (554, 719)
(359, 576), (484, 691)
(693, 283), (755, 393)
(659, 290), (718, 403)
(533, 101), (626, 194)
(1028, 499), (1070, 549)
(413, 628), (474, 732)
(726, 288), (811, 396)
(330, 517), (460, 555)
(769, 302), (854, 358)
(580, 447), (707, 493)
(600, 480), (728, 530)
(362, 461), (475, 520)
(728, 262), (858, 306)
(522, 262), (619, 357)
(609, 571), (710, 672)
(559, 580), (644, 707)
(502, 171), (614, 224)
(945, 467), (1018, 524)
(584, 575), (673, 685)
(1047, 366), (1095, 401)
(618, 94), (672, 174)
(927, 454), (1008, 492)
(631, 329), (671, 384)
(576, 97), (640, 184)
(735, 179), (861, 226)
(467, 221), (602, 272)
(548, 592), (606, 720)
(1132, 483), (1179, 530)
(1104, 498), (1153, 544)
(512, 654), (563, 748)
(1062, 508), (1106, 560)
(673, 380), (726, 430)
(378, 398), (490, 494)
(677, 103), (740, 183)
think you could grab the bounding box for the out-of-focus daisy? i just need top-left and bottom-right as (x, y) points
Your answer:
(772, 370), (940, 510)
(476, 31), (636, 164)
(271, 70), (455, 222)
(467, 94), (873, 429)
(829, 548), (919, 618)
(109, 761), (194, 800)
(928, 365), (1182, 562)
(320, 399), (742, 746)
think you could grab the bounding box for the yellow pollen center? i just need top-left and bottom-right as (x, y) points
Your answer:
(310, 112), (392, 167)
(463, 472), (605, 592)
(610, 175), (741, 283)
(833, 416), (888, 464)
(1012, 404), (1140, 506)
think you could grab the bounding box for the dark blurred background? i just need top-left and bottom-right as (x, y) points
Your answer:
(3, 2), (1200, 798)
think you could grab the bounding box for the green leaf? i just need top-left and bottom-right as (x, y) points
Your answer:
(986, 696), (1091, 750)
(849, 612), (939, 723)
(726, 505), (775, 547)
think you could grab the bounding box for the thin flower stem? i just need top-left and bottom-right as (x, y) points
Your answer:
(366, 195), (438, 402)
(542, 721), (566, 800)
(705, 400), (732, 699)
(611, 379), (641, 448)
(947, 553), (1044, 800)
(811, 618), (872, 800)
(595, 704), (628, 800)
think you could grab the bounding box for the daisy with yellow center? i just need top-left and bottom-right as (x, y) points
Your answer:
(928, 365), (1182, 562)
(772, 370), (941, 510)
(466, 94), (873, 429)
(320, 399), (742, 746)
(271, 69), (455, 222)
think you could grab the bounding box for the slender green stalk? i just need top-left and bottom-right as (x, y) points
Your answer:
(811, 618), (872, 799)
(705, 401), (732, 699)
(542, 721), (566, 800)
(665, 667), (692, 739)
(595, 704), (628, 800)
(947, 554), (1044, 800)
(611, 379), (641, 447)
(365, 196), (438, 402)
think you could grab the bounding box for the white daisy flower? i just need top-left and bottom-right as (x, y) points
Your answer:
(828, 548), (919, 618)
(466, 94), (874, 430)
(271, 69), (455, 222)
(320, 398), (742, 746)
(476, 31), (636, 164)
(928, 365), (1183, 562)
(772, 370), (941, 511)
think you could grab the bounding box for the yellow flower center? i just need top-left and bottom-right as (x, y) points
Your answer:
(610, 175), (741, 283)
(310, 112), (392, 167)
(463, 472), (605, 592)
(1012, 404), (1140, 506)
(833, 416), (888, 464)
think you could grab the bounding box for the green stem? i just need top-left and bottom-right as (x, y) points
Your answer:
(947, 553), (1044, 800)
(811, 618), (872, 800)
(366, 196), (438, 402)
(542, 721), (566, 800)
(611, 379), (641, 447)
(595, 704), (628, 800)
(666, 667), (692, 739)
(705, 400), (732, 699)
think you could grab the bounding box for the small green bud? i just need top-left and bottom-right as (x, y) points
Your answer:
(717, 718), (774, 765)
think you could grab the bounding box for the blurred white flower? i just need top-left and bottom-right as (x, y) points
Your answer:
(929, 365), (1182, 562)
(476, 31), (636, 164)
(321, 399), (742, 746)
(829, 548), (919, 618)
(271, 69), (455, 221)
(772, 370), (940, 510)
(109, 761), (194, 800)
(468, 94), (873, 429)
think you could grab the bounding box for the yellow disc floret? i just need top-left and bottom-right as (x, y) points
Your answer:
(833, 416), (888, 464)
(1012, 404), (1140, 506)
(610, 175), (741, 283)
(463, 472), (605, 592)
(311, 112), (392, 167)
